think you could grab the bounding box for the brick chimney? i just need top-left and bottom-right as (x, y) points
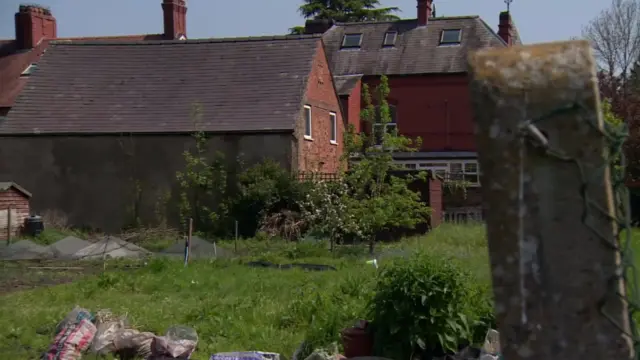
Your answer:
(304, 19), (334, 34)
(14, 5), (57, 50)
(162, 0), (187, 40)
(417, 0), (433, 26)
(498, 11), (513, 45)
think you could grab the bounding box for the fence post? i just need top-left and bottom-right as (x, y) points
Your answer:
(7, 205), (12, 245)
(467, 41), (634, 359)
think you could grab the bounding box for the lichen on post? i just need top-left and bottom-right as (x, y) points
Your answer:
(467, 41), (634, 359)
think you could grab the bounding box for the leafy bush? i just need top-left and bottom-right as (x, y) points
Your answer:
(234, 160), (311, 239)
(368, 252), (493, 359)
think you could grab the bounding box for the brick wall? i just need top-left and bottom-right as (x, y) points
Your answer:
(297, 42), (345, 173)
(341, 78), (362, 132)
(0, 187), (30, 241)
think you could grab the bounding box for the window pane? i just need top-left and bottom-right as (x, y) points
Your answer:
(464, 162), (478, 173)
(304, 106), (312, 137)
(441, 29), (461, 44)
(330, 113), (336, 142)
(464, 173), (479, 184)
(342, 34), (362, 48)
(383, 32), (397, 46)
(450, 162), (463, 173)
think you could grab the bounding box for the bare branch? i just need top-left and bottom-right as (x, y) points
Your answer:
(583, 0), (640, 76)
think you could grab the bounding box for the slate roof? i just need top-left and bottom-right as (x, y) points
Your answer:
(334, 74), (363, 95)
(322, 16), (506, 76)
(0, 34), (163, 108)
(0, 35), (323, 135)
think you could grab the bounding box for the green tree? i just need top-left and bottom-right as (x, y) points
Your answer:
(289, 0), (400, 34)
(302, 75), (430, 253)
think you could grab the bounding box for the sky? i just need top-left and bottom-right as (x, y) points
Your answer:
(0, 0), (609, 44)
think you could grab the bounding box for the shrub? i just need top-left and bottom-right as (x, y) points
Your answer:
(368, 252), (493, 359)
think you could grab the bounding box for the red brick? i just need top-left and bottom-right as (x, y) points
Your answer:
(297, 42), (345, 173)
(364, 74), (475, 152)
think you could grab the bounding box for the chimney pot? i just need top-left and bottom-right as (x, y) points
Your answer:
(15, 4), (57, 50)
(417, 0), (433, 26)
(162, 0), (188, 40)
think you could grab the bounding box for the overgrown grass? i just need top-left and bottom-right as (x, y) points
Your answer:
(0, 224), (490, 359)
(5, 223), (640, 359)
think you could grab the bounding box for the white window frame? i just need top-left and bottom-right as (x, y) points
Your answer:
(329, 112), (338, 144)
(394, 159), (481, 187)
(304, 105), (312, 140)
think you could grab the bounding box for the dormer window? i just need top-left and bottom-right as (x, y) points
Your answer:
(342, 33), (363, 48)
(20, 63), (38, 77)
(383, 31), (397, 47)
(439, 29), (462, 45)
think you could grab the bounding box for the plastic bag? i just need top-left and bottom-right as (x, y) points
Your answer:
(91, 309), (129, 354)
(150, 326), (198, 359)
(42, 318), (97, 360)
(113, 329), (155, 359)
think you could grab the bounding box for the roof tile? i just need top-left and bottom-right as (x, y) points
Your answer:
(322, 17), (505, 76)
(1, 35), (322, 134)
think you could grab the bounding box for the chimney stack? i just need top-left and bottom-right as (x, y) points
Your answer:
(498, 11), (513, 45)
(417, 0), (433, 26)
(162, 0), (187, 40)
(15, 5), (57, 50)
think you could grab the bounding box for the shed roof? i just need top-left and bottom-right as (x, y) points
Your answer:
(0, 35), (323, 134)
(0, 182), (32, 197)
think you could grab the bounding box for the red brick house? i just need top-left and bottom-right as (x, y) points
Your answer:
(305, 0), (522, 220)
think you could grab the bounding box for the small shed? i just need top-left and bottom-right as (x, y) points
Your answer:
(0, 182), (31, 242)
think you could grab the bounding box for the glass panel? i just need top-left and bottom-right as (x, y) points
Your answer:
(383, 32), (397, 46)
(440, 29), (461, 44)
(330, 114), (336, 142)
(464, 173), (479, 184)
(342, 34), (362, 48)
(450, 162), (463, 173)
(464, 161), (478, 173)
(304, 107), (311, 137)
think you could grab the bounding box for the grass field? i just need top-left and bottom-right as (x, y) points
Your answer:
(0, 224), (490, 359)
(1, 223), (638, 359)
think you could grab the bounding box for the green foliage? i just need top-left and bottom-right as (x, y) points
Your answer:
(368, 252), (493, 359)
(300, 76), (431, 251)
(289, 0), (400, 34)
(233, 160), (310, 238)
(602, 98), (627, 180)
(343, 75), (431, 250)
(175, 129), (228, 234)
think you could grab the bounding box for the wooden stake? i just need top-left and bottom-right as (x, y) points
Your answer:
(467, 41), (634, 359)
(235, 220), (238, 254)
(184, 218), (193, 266)
(7, 205), (11, 245)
